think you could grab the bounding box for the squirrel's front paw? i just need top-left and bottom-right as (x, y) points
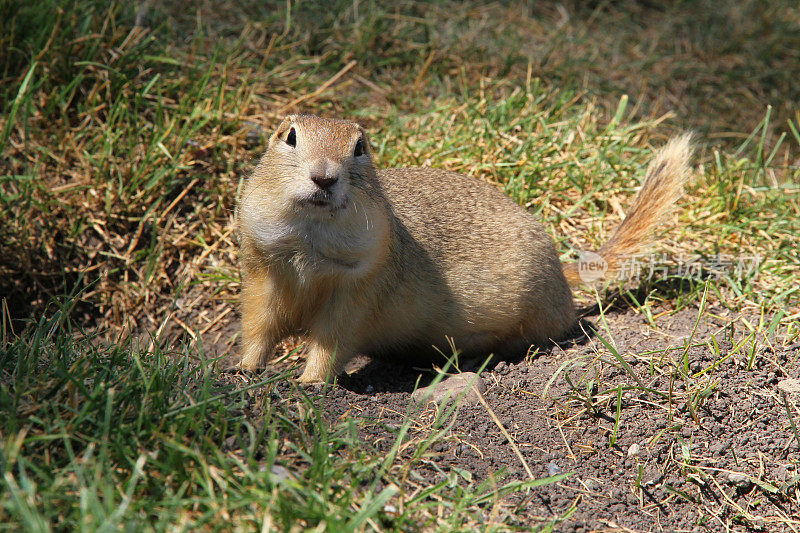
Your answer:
(296, 367), (328, 384)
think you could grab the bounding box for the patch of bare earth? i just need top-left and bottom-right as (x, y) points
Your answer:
(205, 304), (799, 532)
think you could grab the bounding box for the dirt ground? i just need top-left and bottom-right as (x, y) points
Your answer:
(197, 299), (799, 532)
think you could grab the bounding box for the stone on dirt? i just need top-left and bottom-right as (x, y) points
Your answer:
(548, 461), (563, 476)
(627, 443), (641, 458)
(778, 378), (800, 395)
(412, 372), (487, 406)
(726, 472), (753, 490)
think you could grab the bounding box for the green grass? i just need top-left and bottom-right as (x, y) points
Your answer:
(1, 299), (566, 530)
(1, 0), (799, 529)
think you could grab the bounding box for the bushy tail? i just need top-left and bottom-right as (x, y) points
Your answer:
(562, 134), (695, 287)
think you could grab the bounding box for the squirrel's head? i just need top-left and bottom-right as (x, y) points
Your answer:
(240, 114), (389, 269)
(257, 114), (377, 217)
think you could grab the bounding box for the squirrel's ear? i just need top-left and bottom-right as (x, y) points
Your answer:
(268, 115), (296, 147)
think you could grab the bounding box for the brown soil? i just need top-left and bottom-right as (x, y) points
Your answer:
(203, 301), (799, 532)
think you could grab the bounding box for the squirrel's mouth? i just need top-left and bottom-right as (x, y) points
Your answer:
(299, 192), (348, 213)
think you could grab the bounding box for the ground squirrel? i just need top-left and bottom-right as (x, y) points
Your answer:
(238, 114), (693, 383)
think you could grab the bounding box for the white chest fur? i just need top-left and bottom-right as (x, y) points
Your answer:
(242, 197), (389, 279)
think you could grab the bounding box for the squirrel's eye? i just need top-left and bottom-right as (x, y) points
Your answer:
(353, 138), (365, 157)
(286, 127), (296, 147)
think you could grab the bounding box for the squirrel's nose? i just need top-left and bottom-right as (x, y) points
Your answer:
(311, 175), (338, 190)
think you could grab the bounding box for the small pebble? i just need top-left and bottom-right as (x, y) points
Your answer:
(726, 472), (752, 490)
(709, 441), (730, 455)
(645, 472), (663, 486)
(779, 378), (800, 395)
(547, 461), (563, 476)
(627, 443), (641, 458)
(583, 478), (600, 491)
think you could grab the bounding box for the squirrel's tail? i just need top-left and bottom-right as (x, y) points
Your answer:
(562, 134), (695, 288)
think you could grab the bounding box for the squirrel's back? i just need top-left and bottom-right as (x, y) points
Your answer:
(363, 167), (575, 358)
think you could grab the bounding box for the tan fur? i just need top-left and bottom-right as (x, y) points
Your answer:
(562, 134), (694, 286)
(238, 115), (693, 382)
